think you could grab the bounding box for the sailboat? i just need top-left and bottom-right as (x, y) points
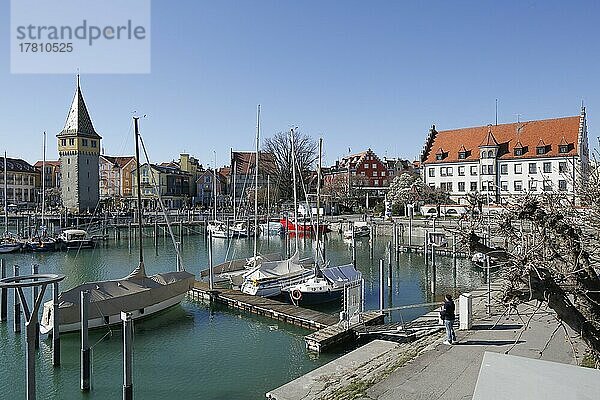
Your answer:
(40, 117), (195, 334)
(0, 153), (22, 254)
(27, 132), (57, 252)
(240, 127), (315, 297)
(281, 138), (362, 305)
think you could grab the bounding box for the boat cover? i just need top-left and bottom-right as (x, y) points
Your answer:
(242, 252), (313, 281)
(322, 264), (362, 286)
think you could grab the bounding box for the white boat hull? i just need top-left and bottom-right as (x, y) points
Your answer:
(41, 293), (187, 334)
(241, 270), (314, 297)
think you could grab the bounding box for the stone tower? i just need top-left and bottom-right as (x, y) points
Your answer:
(57, 77), (102, 213)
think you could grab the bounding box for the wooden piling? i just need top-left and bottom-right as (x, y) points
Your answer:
(52, 282), (61, 367)
(31, 264), (40, 349)
(0, 259), (6, 322)
(122, 312), (133, 400)
(379, 260), (385, 311)
(81, 290), (90, 392)
(13, 265), (20, 333)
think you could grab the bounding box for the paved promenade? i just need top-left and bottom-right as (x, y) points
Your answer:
(267, 283), (586, 400)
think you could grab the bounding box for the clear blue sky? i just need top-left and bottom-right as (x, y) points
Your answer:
(1, 0), (599, 167)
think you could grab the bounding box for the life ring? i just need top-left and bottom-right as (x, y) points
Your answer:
(291, 289), (302, 301)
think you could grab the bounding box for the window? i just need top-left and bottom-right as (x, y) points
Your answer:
(514, 180), (523, 191)
(61, 139), (66, 146)
(536, 146), (547, 155)
(543, 180), (552, 191)
(91, 140), (97, 148)
(559, 180), (567, 191)
(470, 166), (477, 176)
(487, 165), (494, 175)
(82, 139), (88, 146)
(501, 181), (508, 191)
(514, 163), (522, 174)
(543, 162), (551, 173)
(381, 171), (386, 177)
(360, 171), (365, 176)
(364, 164), (369, 169)
(480, 151), (487, 159)
(436, 154), (443, 161)
(374, 179), (379, 186)
(459, 151), (466, 159)
(67, 158), (70, 165)
(529, 163), (537, 174)
(428, 168), (435, 177)
(372, 164), (377, 169)
(69, 138), (75, 146)
(458, 182), (465, 192)
(559, 144), (569, 154)
(440, 167), (447, 177)
(481, 165), (486, 175)
(447, 167), (453, 176)
(487, 150), (494, 158)
(529, 180), (537, 191)
(559, 162), (567, 173)
(470, 182), (477, 191)
(514, 147), (523, 156)
(481, 181), (487, 191)
(373, 171), (378, 177)
(458, 166), (465, 176)
(500, 164), (508, 175)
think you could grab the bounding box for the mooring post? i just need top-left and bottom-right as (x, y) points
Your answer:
(379, 260), (385, 311)
(52, 281), (61, 367)
(81, 290), (91, 392)
(388, 242), (392, 287)
(351, 224), (356, 268)
(32, 264), (40, 349)
(128, 221), (132, 254)
(486, 256), (491, 315)
(122, 311), (134, 400)
(176, 242), (182, 272)
(430, 243), (436, 296)
(208, 231), (214, 291)
(179, 220), (184, 244)
(0, 259), (6, 322)
(14, 264), (21, 333)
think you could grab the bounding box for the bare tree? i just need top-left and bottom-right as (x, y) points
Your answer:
(263, 129), (318, 202)
(458, 182), (600, 364)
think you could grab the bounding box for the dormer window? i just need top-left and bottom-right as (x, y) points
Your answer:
(458, 145), (469, 160)
(435, 148), (446, 161)
(514, 148), (523, 156)
(558, 137), (571, 154)
(536, 146), (547, 155)
(536, 139), (548, 155)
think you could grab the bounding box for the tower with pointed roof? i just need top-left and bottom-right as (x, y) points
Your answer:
(57, 76), (102, 213)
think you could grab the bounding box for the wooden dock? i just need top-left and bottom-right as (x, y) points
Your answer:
(190, 281), (385, 352)
(190, 281), (339, 330)
(304, 311), (384, 352)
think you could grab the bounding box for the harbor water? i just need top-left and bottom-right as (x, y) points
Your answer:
(0, 230), (486, 399)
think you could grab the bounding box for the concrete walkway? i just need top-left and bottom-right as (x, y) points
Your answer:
(267, 283), (586, 400)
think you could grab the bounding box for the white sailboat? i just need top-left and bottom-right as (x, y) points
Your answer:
(282, 138), (362, 305)
(241, 127), (315, 297)
(40, 117), (195, 334)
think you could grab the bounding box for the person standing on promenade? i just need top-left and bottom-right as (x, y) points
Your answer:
(441, 294), (456, 345)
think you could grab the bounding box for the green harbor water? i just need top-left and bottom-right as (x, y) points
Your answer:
(0, 231), (486, 399)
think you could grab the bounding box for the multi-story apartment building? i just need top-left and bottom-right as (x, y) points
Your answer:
(420, 108), (590, 205)
(230, 150), (277, 203)
(0, 157), (38, 207)
(57, 78), (102, 213)
(132, 163), (192, 209)
(195, 168), (228, 208)
(33, 160), (61, 208)
(99, 156), (136, 200)
(323, 149), (390, 195)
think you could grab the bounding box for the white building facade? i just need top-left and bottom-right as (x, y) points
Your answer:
(420, 109), (589, 205)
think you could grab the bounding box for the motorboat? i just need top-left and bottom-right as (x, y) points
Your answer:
(343, 221), (370, 239)
(280, 217), (329, 234)
(0, 235), (22, 254)
(281, 264), (362, 306)
(57, 229), (95, 249)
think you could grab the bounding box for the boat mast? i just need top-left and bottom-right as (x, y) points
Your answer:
(3, 152), (7, 235)
(315, 137), (322, 272)
(133, 117), (145, 272)
(290, 128), (299, 252)
(253, 105), (260, 259)
(232, 156), (236, 221)
(213, 151), (217, 222)
(41, 131), (46, 231)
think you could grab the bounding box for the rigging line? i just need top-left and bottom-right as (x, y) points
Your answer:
(138, 134), (183, 271)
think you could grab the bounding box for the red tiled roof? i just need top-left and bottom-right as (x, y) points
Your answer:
(422, 116), (580, 164)
(34, 160), (60, 168)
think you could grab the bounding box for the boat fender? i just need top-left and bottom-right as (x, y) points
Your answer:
(291, 288), (302, 301)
